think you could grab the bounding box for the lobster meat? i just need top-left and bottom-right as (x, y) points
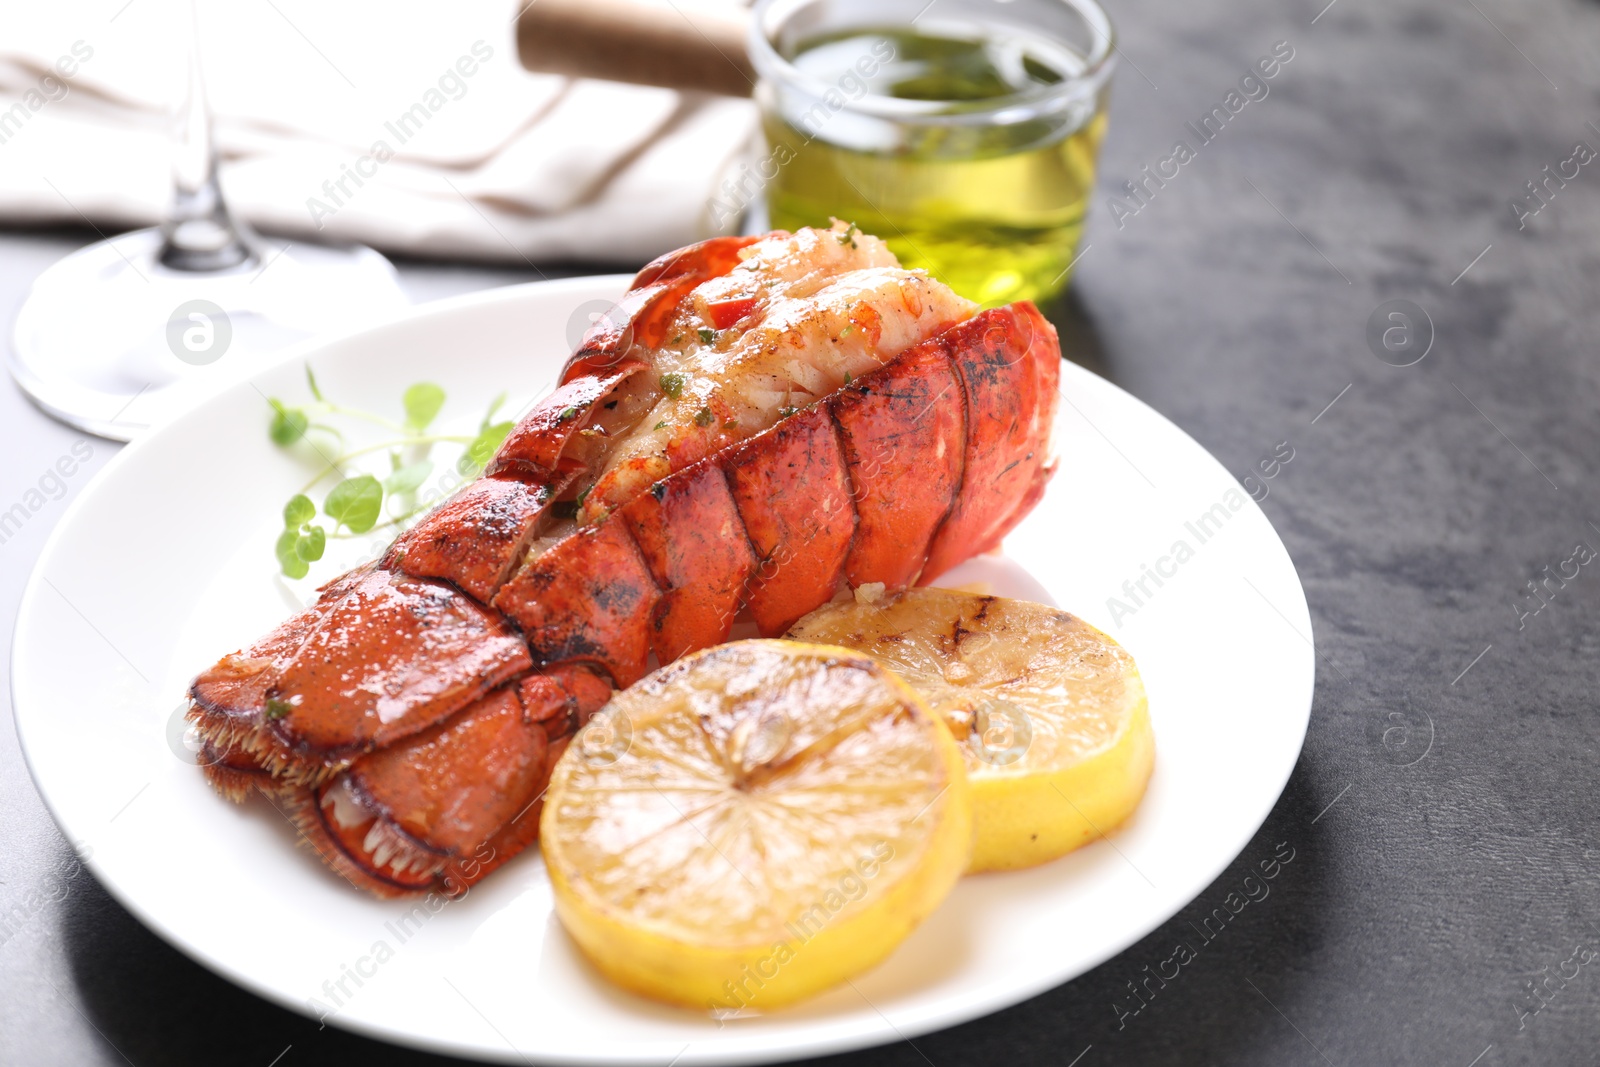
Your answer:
(188, 223), (1062, 897)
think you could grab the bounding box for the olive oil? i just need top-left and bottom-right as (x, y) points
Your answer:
(762, 27), (1107, 306)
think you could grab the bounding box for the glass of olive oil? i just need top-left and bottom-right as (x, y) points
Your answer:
(748, 0), (1115, 306)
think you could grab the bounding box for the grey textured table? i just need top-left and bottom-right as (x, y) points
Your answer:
(5, 0), (1600, 1063)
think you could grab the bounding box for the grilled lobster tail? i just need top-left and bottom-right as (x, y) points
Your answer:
(188, 225), (1061, 897)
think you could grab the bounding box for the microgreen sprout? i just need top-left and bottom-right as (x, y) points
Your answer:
(265, 366), (513, 578)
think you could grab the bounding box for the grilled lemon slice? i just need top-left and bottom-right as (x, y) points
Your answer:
(789, 588), (1153, 873)
(540, 640), (972, 1012)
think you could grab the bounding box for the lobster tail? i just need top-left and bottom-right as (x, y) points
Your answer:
(188, 226), (1061, 896)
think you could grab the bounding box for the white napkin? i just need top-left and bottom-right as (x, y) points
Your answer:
(0, 0), (758, 264)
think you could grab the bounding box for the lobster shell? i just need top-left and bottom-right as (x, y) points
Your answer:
(188, 234), (1061, 896)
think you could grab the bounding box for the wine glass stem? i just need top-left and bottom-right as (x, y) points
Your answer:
(158, 0), (257, 272)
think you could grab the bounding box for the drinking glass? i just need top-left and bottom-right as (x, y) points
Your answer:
(8, 1), (409, 441)
(749, 0), (1114, 306)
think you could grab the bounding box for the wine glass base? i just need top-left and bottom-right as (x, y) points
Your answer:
(9, 229), (410, 441)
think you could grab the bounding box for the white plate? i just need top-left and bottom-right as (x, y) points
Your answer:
(12, 276), (1314, 1065)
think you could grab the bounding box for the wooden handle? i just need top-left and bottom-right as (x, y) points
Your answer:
(517, 0), (754, 97)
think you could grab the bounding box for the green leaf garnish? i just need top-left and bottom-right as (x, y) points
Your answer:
(324, 475), (383, 533)
(693, 407), (714, 427)
(697, 328), (715, 345)
(659, 372), (686, 399)
(384, 460), (433, 494)
(837, 222), (859, 248)
(778, 405), (798, 419)
(264, 698), (292, 720)
(275, 529), (310, 579)
(403, 383), (446, 432)
(295, 525), (326, 562)
(653, 420), (668, 431)
(266, 376), (525, 573)
(558, 406), (578, 422)
(268, 400), (308, 446)
(283, 494), (315, 528)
